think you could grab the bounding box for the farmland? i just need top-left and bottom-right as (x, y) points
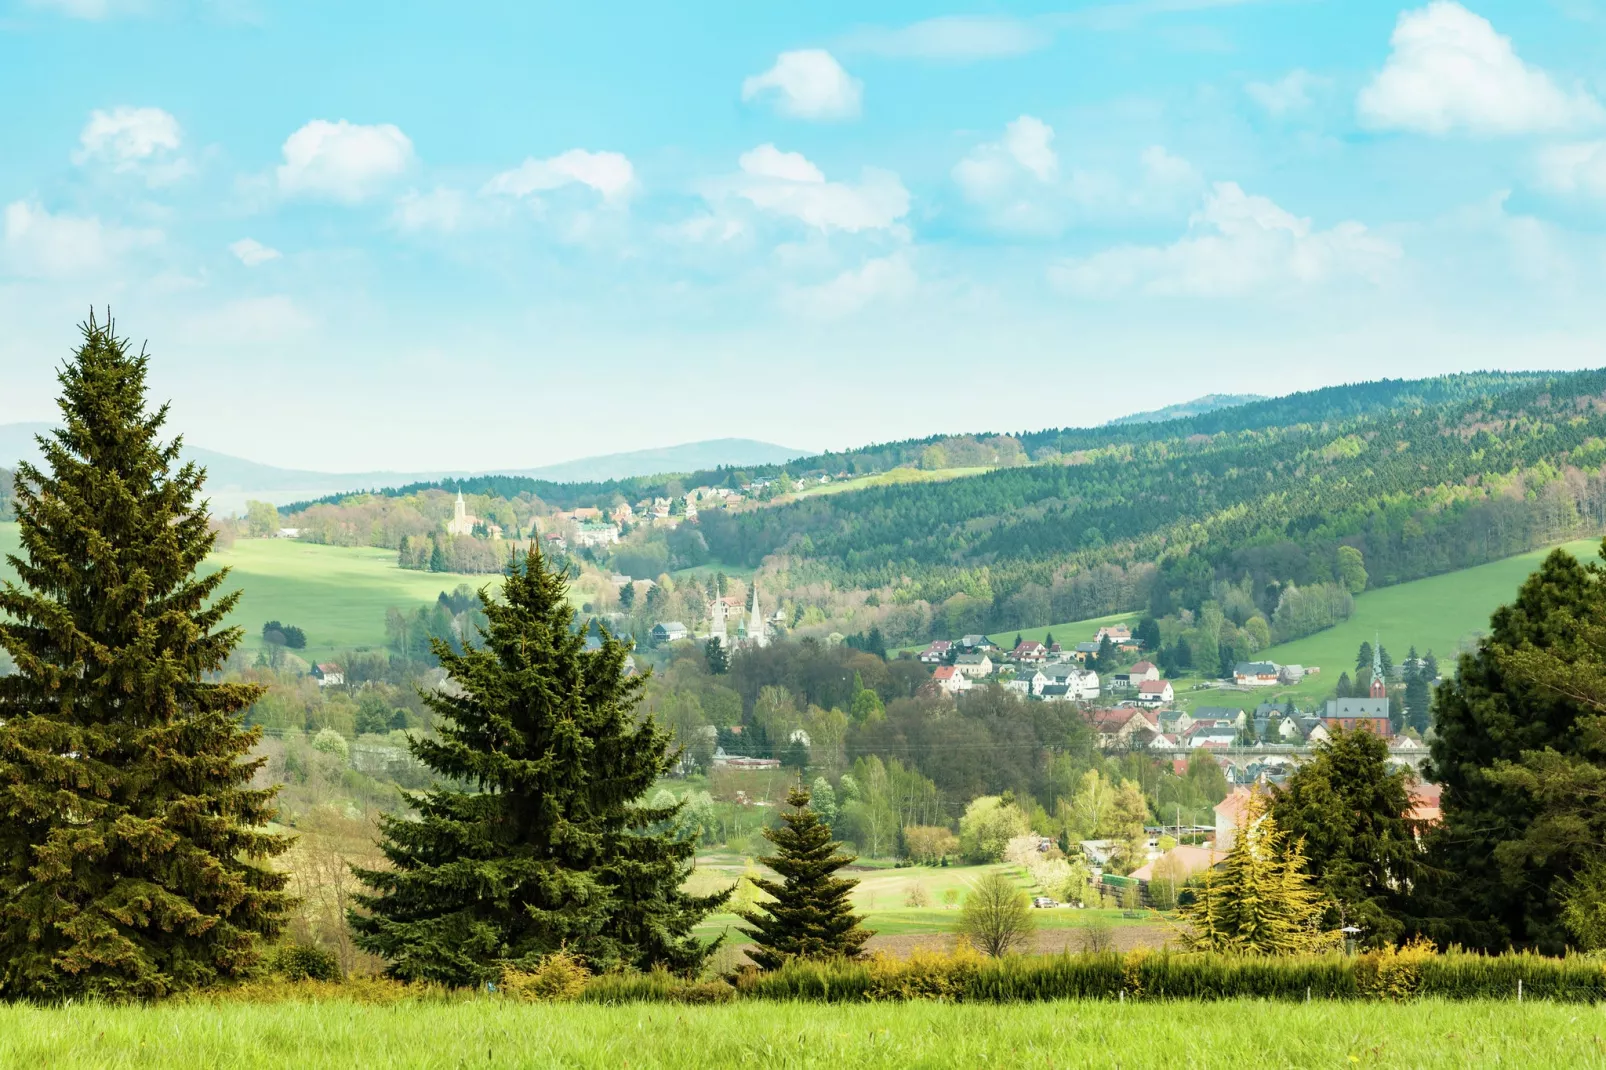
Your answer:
(1172, 537), (1605, 710)
(0, 523), (496, 661)
(0, 998), (1590, 1069)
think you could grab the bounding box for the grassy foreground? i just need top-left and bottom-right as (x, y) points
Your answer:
(2, 998), (1597, 1068)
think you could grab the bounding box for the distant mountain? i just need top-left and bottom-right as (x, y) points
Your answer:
(507, 439), (804, 483)
(1107, 394), (1268, 426)
(0, 424), (804, 514)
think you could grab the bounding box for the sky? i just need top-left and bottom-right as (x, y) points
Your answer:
(5, 0), (1606, 471)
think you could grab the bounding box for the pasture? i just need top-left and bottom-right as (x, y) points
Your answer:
(0, 523), (495, 661)
(789, 466), (991, 499)
(1173, 537), (1605, 710)
(1, 998), (1593, 1068)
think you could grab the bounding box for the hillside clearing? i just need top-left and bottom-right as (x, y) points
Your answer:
(0, 999), (1591, 1069)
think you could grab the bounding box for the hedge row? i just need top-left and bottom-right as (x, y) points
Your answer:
(579, 948), (1606, 1005)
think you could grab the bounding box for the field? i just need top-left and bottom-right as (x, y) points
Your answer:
(1, 998), (1593, 1068)
(687, 857), (1163, 956)
(0, 523), (498, 661)
(789, 466), (991, 499)
(988, 610), (1139, 651)
(1172, 537), (1604, 711)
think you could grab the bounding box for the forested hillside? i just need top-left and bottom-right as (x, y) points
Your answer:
(698, 369), (1606, 642)
(0, 467), (12, 521)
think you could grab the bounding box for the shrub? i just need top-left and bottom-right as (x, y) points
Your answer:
(905, 882), (930, 908)
(581, 969), (734, 1004)
(271, 943), (341, 982)
(501, 951), (590, 1002)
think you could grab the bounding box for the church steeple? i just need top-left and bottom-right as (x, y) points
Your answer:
(1369, 634), (1386, 699)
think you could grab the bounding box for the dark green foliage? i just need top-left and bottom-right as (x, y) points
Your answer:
(1271, 728), (1422, 946)
(1424, 547), (1603, 953)
(0, 315), (290, 1000)
(351, 548), (726, 986)
(704, 637), (727, 675)
(740, 786), (871, 970)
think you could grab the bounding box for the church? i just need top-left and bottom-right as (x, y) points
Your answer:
(445, 490), (478, 537)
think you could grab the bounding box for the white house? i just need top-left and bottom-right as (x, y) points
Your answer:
(1135, 679), (1174, 706)
(919, 640), (952, 664)
(1007, 668), (1048, 697)
(651, 621), (689, 644)
(310, 663), (344, 688)
(1233, 661), (1281, 687)
(931, 665), (970, 694)
(1112, 660), (1160, 690)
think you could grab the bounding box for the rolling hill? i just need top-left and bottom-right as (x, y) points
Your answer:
(1106, 393), (1267, 425)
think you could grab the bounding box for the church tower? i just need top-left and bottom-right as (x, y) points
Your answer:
(1369, 636), (1387, 699)
(748, 582), (768, 648)
(708, 589), (728, 648)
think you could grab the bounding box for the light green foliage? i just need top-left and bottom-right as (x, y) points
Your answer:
(244, 500), (280, 538)
(311, 727), (350, 763)
(1337, 546), (1369, 594)
(958, 796), (1031, 864)
(957, 871), (1034, 957)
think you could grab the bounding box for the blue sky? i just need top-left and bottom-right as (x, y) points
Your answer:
(4, 0), (1606, 470)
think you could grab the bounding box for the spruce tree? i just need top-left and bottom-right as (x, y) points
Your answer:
(739, 785), (871, 969)
(1423, 548), (1600, 953)
(350, 548), (724, 985)
(0, 315), (289, 1000)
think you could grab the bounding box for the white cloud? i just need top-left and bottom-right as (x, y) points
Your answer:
(1052, 182), (1401, 297)
(742, 50), (862, 121)
(228, 237), (280, 266)
(2, 200), (161, 278)
(953, 116), (1059, 202)
(786, 255), (916, 318)
(75, 106), (182, 169)
(1246, 69), (1323, 116)
(840, 16), (1049, 60)
(276, 120), (414, 202)
(955, 118), (1199, 234)
(1536, 141), (1606, 199)
(1357, 2), (1602, 135)
(719, 144), (908, 233)
(482, 150), (634, 201)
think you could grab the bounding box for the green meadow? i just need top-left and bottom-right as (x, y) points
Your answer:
(1173, 537), (1605, 711)
(0, 523), (494, 661)
(790, 466), (991, 499)
(1, 998), (1593, 1069)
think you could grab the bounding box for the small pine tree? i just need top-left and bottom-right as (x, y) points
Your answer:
(740, 786), (872, 969)
(1180, 790), (1329, 955)
(0, 314), (289, 999)
(351, 548), (726, 985)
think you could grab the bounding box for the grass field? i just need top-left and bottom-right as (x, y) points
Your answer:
(0, 523), (499, 660)
(2, 998), (1594, 1068)
(1172, 538), (1605, 710)
(789, 466), (991, 499)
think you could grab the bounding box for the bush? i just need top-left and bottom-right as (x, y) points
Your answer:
(501, 951), (590, 1002)
(270, 943), (341, 982)
(581, 968), (736, 1005)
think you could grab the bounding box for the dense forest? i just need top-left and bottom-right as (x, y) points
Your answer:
(0, 467), (12, 521)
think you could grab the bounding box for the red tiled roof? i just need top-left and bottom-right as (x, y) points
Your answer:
(1137, 679), (1170, 694)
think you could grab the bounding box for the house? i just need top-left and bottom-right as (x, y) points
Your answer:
(954, 652), (994, 678)
(1009, 640), (1048, 663)
(931, 665), (970, 694)
(1408, 782), (1443, 826)
(959, 634), (997, 652)
(1073, 641), (1101, 660)
(1090, 707), (1159, 748)
(1096, 624), (1133, 644)
(275, 527), (301, 539)
(1128, 844), (1227, 884)
(1112, 660), (1160, 690)
(918, 640), (953, 664)
(310, 663), (344, 688)
(1214, 787), (1256, 850)
(1006, 668), (1047, 697)
(574, 523), (621, 548)
(1183, 722), (1239, 749)
(1323, 697), (1394, 737)
(1039, 683), (1076, 703)
(1135, 679), (1174, 706)
(1233, 661), (1281, 687)
(1277, 664), (1306, 685)
(651, 621), (690, 644)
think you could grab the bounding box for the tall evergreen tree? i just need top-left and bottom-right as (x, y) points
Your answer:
(1271, 728), (1422, 946)
(1423, 547), (1601, 953)
(739, 785), (871, 969)
(0, 315), (289, 999)
(351, 548), (725, 985)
